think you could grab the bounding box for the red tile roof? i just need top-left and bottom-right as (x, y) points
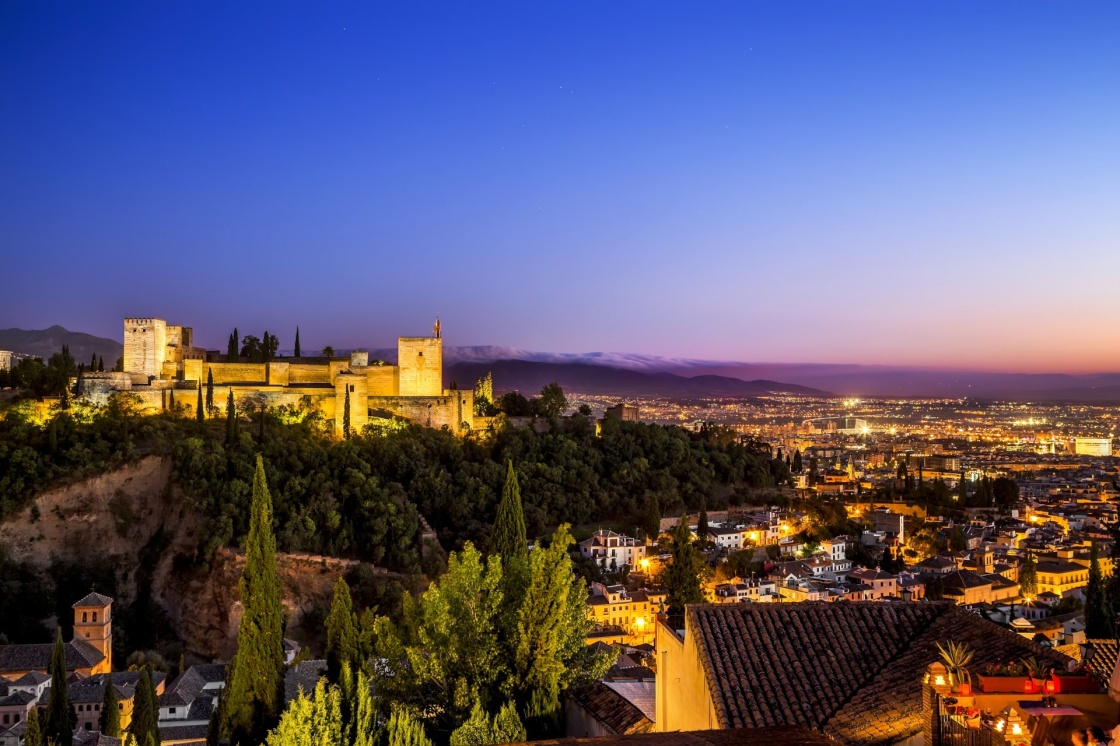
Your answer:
(685, 601), (1069, 745)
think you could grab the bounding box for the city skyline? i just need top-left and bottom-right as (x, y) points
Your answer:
(2, 2), (1118, 372)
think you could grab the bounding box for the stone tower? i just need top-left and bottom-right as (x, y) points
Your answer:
(72, 592), (113, 672)
(123, 318), (168, 383)
(398, 327), (443, 397)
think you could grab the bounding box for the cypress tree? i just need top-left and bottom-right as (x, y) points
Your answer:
(386, 707), (432, 746)
(325, 577), (359, 684)
(196, 385), (204, 423)
(1086, 542), (1108, 637)
(697, 499), (709, 541)
(492, 462), (527, 562)
(294, 327), (301, 358)
(792, 449), (803, 473)
(91, 353), (98, 369)
(664, 520), (704, 621)
(44, 628), (74, 746)
(168, 387), (176, 414)
(219, 455), (285, 746)
(98, 355), (105, 372)
(100, 676), (122, 737)
(206, 368), (215, 418)
(130, 666), (161, 746)
(25, 707), (42, 746)
(958, 473), (968, 503)
(343, 385), (351, 440)
(226, 390), (238, 446)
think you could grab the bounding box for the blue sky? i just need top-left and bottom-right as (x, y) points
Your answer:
(2, 2), (1118, 371)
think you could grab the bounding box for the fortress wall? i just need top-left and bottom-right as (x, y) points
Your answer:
(183, 359), (204, 384)
(365, 365), (398, 396)
(207, 363), (268, 384)
(368, 390), (473, 434)
(267, 362), (290, 387)
(288, 363), (331, 385)
(398, 337), (442, 397)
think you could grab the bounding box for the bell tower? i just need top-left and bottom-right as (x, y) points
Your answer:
(73, 592), (113, 672)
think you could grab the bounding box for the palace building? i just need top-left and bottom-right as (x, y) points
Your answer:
(80, 318), (476, 437)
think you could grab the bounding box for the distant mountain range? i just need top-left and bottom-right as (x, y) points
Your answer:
(445, 359), (830, 398)
(0, 326), (122, 367)
(439, 347), (1120, 402)
(5, 329), (1120, 401)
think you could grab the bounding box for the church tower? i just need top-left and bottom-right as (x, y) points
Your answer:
(73, 592), (113, 672)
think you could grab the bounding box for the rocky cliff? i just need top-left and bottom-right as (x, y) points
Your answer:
(0, 457), (400, 661)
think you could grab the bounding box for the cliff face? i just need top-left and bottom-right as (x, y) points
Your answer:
(0, 457), (379, 661)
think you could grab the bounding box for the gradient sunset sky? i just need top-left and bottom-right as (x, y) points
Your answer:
(2, 2), (1118, 372)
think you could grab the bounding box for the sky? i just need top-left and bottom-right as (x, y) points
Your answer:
(1, 2), (1118, 373)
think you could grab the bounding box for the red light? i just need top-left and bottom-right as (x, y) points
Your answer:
(958, 683), (972, 696)
(1045, 679), (1057, 693)
(1025, 679), (1038, 694)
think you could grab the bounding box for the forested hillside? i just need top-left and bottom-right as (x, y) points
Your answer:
(0, 393), (790, 573)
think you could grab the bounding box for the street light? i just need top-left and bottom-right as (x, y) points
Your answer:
(900, 587), (913, 603)
(1080, 640), (1098, 668)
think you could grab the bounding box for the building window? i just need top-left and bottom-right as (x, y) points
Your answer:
(82, 612), (88, 623)
(169, 708), (177, 714)
(92, 612), (98, 623)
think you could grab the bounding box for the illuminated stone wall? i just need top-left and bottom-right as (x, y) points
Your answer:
(365, 365), (398, 396)
(0, 351), (11, 371)
(123, 318), (167, 383)
(334, 372), (369, 437)
(398, 337), (442, 397)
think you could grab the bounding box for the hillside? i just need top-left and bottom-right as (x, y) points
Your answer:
(446, 359), (830, 398)
(0, 325), (122, 365)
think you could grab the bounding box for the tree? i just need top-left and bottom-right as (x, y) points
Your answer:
(697, 499), (709, 543)
(992, 477), (1020, 507)
(196, 385), (205, 424)
(206, 368), (215, 418)
(640, 496), (660, 542)
(100, 676), (122, 737)
(1019, 551), (1038, 598)
(294, 327), (301, 359)
(130, 666), (161, 746)
(386, 707), (432, 746)
(325, 577), (359, 684)
(449, 701), (526, 746)
(228, 329), (239, 360)
(492, 462), (527, 562)
(792, 450), (803, 473)
(168, 387), (176, 414)
(343, 385), (351, 440)
(949, 525), (967, 552)
(322, 346), (334, 359)
(664, 520), (705, 620)
(218, 456), (285, 746)
(510, 525), (579, 735)
(226, 390), (238, 446)
(957, 473), (968, 503)
(24, 707), (42, 746)
(264, 678), (342, 746)
(44, 628), (74, 746)
(537, 383), (568, 419)
(98, 355), (105, 372)
(1085, 542), (1108, 637)
(373, 543), (506, 732)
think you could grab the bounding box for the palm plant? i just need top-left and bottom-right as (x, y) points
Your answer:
(937, 640), (975, 686)
(1021, 657), (1050, 679)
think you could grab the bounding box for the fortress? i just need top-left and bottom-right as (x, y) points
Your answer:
(83, 317), (476, 436)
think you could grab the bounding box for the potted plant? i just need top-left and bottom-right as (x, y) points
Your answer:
(937, 640), (975, 694)
(1051, 663), (1101, 693)
(976, 661), (1031, 693)
(1021, 657), (1051, 692)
